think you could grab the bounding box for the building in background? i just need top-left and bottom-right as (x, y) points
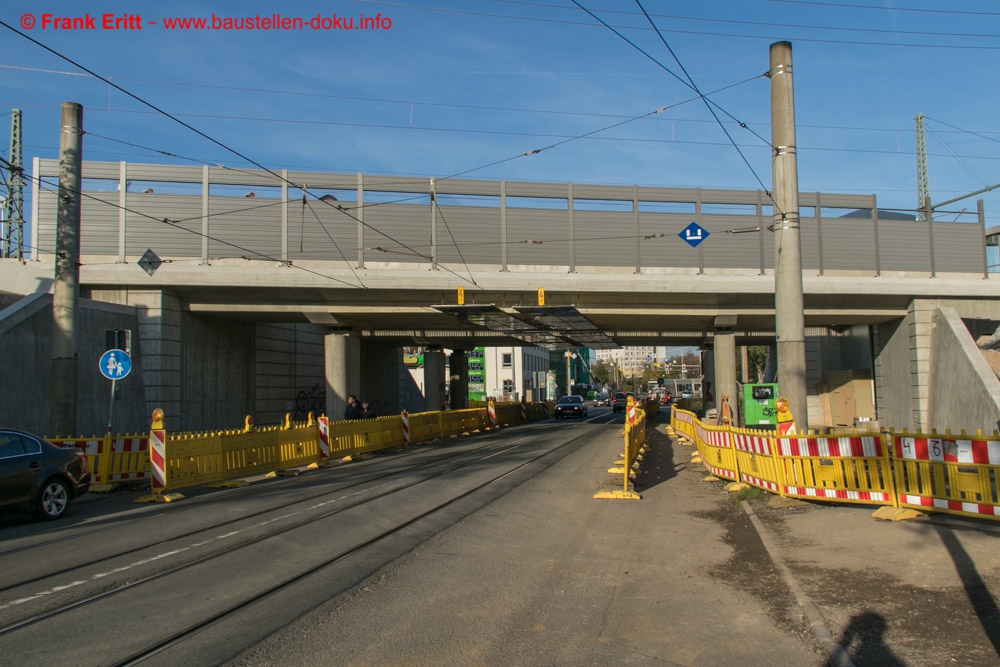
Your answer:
(404, 346), (550, 406)
(484, 346), (549, 402)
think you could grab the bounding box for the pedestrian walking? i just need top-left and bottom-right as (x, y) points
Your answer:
(344, 394), (364, 420)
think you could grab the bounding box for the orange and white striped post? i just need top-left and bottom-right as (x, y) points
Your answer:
(149, 408), (167, 494)
(487, 397), (497, 427)
(401, 410), (411, 445)
(317, 416), (331, 459)
(520, 401), (527, 423)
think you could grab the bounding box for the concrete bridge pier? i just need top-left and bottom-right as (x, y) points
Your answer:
(424, 348), (446, 412)
(325, 332), (360, 421)
(449, 349), (469, 410)
(360, 342), (401, 415)
(714, 329), (738, 424)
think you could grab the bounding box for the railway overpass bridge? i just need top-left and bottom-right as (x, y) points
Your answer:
(4, 159), (1000, 435)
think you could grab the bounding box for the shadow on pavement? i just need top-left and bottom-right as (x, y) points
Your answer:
(936, 524), (1000, 660)
(836, 611), (906, 667)
(634, 416), (676, 493)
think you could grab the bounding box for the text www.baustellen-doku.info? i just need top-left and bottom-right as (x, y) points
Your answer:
(19, 12), (392, 31)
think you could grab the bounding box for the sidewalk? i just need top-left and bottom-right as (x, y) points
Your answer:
(656, 418), (1000, 666)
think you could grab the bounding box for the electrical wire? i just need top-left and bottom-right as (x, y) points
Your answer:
(488, 0), (1000, 40)
(4, 159), (366, 288)
(632, 0), (776, 206)
(357, 0), (1000, 51)
(769, 0), (1000, 18)
(571, 0), (779, 212)
(432, 198), (476, 286)
(0, 20), (487, 294)
(302, 198), (367, 289)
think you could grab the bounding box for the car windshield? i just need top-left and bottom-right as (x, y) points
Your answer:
(558, 396), (583, 405)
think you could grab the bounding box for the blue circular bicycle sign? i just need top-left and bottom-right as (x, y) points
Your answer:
(99, 349), (132, 380)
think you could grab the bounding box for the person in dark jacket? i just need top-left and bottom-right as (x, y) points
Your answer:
(344, 394), (364, 420)
(362, 400), (378, 419)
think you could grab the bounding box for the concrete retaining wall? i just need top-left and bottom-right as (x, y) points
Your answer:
(0, 292), (148, 435)
(928, 307), (1000, 434)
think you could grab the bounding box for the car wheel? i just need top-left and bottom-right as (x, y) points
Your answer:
(35, 478), (70, 520)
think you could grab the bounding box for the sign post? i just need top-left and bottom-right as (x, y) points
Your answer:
(99, 349), (131, 435)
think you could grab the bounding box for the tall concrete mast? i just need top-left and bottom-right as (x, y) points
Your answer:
(48, 102), (83, 436)
(769, 42), (808, 426)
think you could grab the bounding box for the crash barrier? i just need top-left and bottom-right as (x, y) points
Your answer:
(52, 403), (550, 497)
(671, 407), (1000, 520)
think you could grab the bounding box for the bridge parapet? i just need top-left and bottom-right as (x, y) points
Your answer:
(31, 159), (989, 279)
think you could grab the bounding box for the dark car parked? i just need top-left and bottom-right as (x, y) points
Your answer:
(554, 395), (588, 419)
(0, 429), (91, 520)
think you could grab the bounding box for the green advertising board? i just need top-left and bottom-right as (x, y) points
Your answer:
(468, 347), (486, 402)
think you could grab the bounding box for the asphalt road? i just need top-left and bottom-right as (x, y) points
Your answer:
(10, 408), (996, 666)
(226, 410), (823, 666)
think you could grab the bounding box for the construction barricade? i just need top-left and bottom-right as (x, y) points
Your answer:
(670, 408), (1000, 520)
(53, 403), (551, 501)
(891, 432), (1000, 519)
(776, 433), (894, 506)
(731, 429), (781, 493)
(49, 434), (149, 489)
(595, 401), (647, 500)
(694, 421), (738, 482)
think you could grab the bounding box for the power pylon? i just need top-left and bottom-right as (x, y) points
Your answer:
(3, 109), (24, 259)
(915, 113), (930, 221)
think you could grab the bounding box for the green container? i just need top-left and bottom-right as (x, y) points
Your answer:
(743, 383), (778, 428)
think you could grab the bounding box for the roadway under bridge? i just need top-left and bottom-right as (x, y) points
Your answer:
(3, 160), (1000, 434)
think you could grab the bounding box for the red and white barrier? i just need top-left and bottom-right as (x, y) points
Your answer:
(520, 403), (527, 422)
(317, 416), (330, 458)
(149, 427), (167, 492)
(487, 399), (497, 426)
(779, 435), (883, 458)
(401, 410), (411, 445)
(732, 432), (771, 455)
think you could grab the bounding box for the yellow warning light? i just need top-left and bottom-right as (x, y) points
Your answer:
(537, 288), (545, 306)
(457, 286), (465, 305)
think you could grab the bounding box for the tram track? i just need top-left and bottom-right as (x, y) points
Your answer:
(0, 417), (620, 665)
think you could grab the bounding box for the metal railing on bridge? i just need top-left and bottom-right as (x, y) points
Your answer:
(32, 159), (990, 277)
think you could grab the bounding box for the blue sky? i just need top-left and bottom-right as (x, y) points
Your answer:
(3, 1), (1000, 228)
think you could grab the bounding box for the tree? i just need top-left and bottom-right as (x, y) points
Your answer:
(590, 359), (612, 386)
(744, 346), (767, 383)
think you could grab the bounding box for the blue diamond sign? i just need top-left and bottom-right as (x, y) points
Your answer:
(679, 221), (709, 248)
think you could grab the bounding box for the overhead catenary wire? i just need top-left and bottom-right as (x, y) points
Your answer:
(488, 0), (1000, 40)
(302, 198), (367, 289)
(0, 20), (488, 295)
(571, 0), (781, 214)
(359, 0), (1000, 50)
(632, 0), (779, 211)
(3, 158), (366, 288)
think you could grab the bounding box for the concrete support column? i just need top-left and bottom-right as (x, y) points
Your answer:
(714, 330), (738, 424)
(360, 342), (400, 415)
(128, 290), (182, 428)
(908, 300), (936, 431)
(424, 347), (446, 412)
(701, 349), (716, 412)
(449, 349), (469, 409)
(325, 332), (360, 420)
